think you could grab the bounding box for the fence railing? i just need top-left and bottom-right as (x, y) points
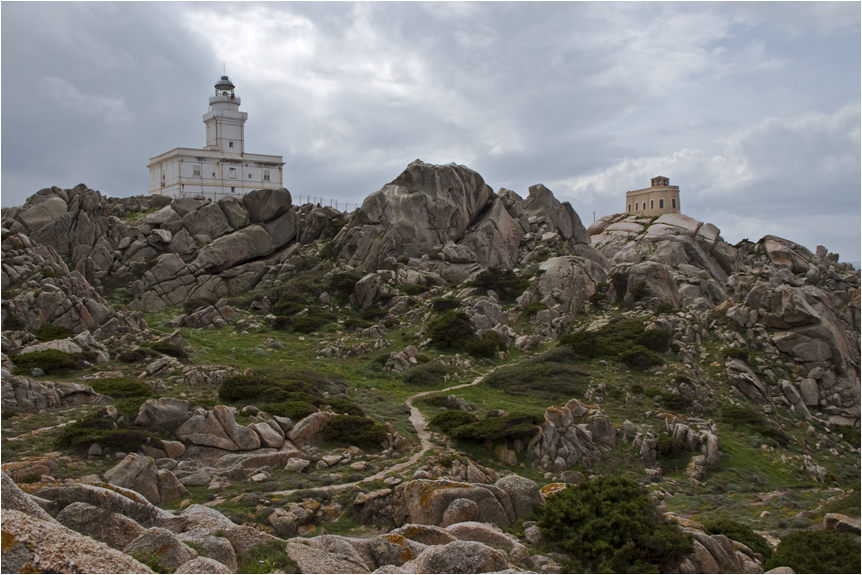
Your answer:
(294, 195), (360, 212)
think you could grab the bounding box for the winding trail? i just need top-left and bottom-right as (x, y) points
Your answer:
(269, 369), (496, 497)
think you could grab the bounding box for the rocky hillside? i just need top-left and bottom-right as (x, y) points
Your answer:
(1, 162), (859, 574)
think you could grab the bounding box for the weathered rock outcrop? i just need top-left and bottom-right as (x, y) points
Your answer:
(528, 399), (616, 472)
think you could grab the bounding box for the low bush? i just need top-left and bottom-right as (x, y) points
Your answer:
(465, 331), (507, 358)
(402, 362), (448, 387)
(432, 298), (460, 312)
(54, 414), (155, 452)
(657, 393), (692, 412)
(637, 329), (672, 352)
(448, 412), (542, 443)
(702, 517), (773, 560)
(12, 349), (89, 375)
(484, 347), (586, 397)
(403, 284), (430, 296)
(89, 377), (156, 418)
(469, 267), (529, 304)
(327, 272), (363, 303)
(322, 415), (389, 450)
(33, 324), (75, 342)
(117, 348), (155, 364)
(429, 410), (479, 434)
(149, 341), (188, 360)
(656, 434), (686, 458)
(427, 311), (475, 351)
(537, 476), (693, 573)
(765, 529), (859, 573)
(724, 348), (751, 363)
(718, 405), (789, 447)
(618, 345), (663, 370)
(522, 301), (548, 317)
(263, 400), (318, 420)
(293, 310), (336, 333)
(560, 319), (663, 364)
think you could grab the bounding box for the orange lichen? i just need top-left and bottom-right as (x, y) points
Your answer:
(2, 530), (21, 552)
(381, 533), (414, 561)
(540, 483), (567, 497)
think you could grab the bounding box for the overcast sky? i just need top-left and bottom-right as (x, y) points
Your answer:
(2, 2), (860, 264)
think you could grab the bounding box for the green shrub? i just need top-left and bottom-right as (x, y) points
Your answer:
(702, 518), (773, 560)
(12, 349), (86, 375)
(465, 331), (507, 358)
(560, 318), (654, 362)
(89, 377), (154, 400)
(321, 415), (388, 450)
(469, 267), (529, 303)
(429, 410), (479, 434)
(296, 308), (337, 333)
(324, 397), (365, 417)
(427, 311), (475, 351)
(484, 347), (586, 397)
(618, 345), (663, 370)
(271, 299), (306, 317)
(537, 476), (693, 573)
(658, 393), (692, 412)
(327, 272), (363, 303)
(765, 530), (859, 573)
(821, 491), (861, 518)
(656, 434), (686, 458)
(656, 302), (675, 314)
(33, 324), (75, 342)
(54, 414), (155, 452)
(559, 331), (597, 359)
(448, 412), (542, 443)
(3, 315), (24, 331)
(239, 539), (299, 573)
(589, 282), (609, 306)
(522, 301), (547, 317)
(637, 329), (672, 352)
(263, 400), (318, 420)
(149, 341), (188, 360)
(321, 218), (347, 240)
(718, 405), (789, 447)
(117, 348), (155, 364)
(402, 362), (448, 387)
(89, 377), (156, 419)
(724, 348), (751, 363)
(403, 284), (430, 296)
(432, 298), (460, 312)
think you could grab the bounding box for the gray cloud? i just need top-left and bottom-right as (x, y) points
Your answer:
(2, 1), (859, 263)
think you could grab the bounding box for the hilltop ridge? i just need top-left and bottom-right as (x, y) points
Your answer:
(2, 161), (859, 574)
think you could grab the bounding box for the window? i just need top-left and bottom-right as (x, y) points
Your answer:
(231, 186), (235, 193)
(229, 167), (237, 179)
(212, 172), (216, 177)
(628, 203), (631, 212)
(249, 173), (252, 178)
(263, 169), (271, 181)
(229, 142), (234, 148)
(650, 200), (654, 209)
(193, 164), (201, 177)
(659, 199), (664, 208)
(672, 199), (676, 208)
(635, 202), (639, 210)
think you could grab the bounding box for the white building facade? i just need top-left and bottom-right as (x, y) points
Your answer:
(148, 76), (284, 200)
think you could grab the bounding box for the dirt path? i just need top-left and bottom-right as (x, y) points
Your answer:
(268, 369), (493, 497)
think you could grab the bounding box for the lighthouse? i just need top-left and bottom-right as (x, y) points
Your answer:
(148, 75), (284, 200)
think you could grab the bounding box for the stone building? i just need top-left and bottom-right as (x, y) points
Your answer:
(148, 76), (284, 200)
(625, 176), (681, 216)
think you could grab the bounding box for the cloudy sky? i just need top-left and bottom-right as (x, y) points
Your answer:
(2, 2), (860, 264)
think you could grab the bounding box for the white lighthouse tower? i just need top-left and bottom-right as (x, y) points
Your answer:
(148, 75), (284, 200)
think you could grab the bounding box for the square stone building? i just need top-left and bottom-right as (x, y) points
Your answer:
(625, 176), (681, 216)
